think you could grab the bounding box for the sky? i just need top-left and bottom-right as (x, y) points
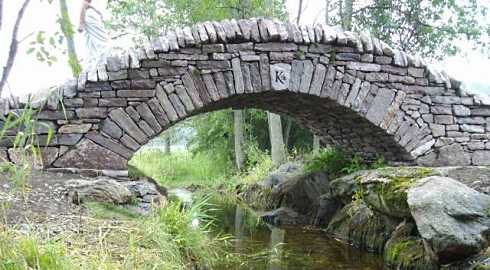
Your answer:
(0, 0), (489, 99)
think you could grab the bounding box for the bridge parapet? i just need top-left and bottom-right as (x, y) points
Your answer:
(0, 18), (489, 170)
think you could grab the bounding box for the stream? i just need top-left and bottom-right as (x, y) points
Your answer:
(173, 189), (385, 270)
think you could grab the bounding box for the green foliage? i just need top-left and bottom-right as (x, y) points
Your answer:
(345, 0), (490, 60)
(129, 149), (233, 187)
(239, 143), (274, 184)
(108, 0), (288, 39)
(143, 198), (229, 268)
(304, 148), (352, 177)
(0, 197), (232, 269)
(0, 231), (71, 270)
(86, 202), (142, 220)
(26, 31), (62, 66)
(0, 104), (53, 190)
(187, 110), (236, 169)
(304, 148), (386, 178)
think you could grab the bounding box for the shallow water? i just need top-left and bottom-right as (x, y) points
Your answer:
(209, 199), (384, 270)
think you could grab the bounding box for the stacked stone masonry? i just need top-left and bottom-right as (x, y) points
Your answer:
(0, 18), (489, 170)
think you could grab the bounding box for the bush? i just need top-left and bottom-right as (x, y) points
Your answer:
(304, 148), (383, 178)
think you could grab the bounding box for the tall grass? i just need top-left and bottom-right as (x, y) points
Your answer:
(129, 150), (234, 187)
(0, 198), (233, 270)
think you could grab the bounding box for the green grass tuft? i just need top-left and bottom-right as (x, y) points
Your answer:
(129, 150), (233, 188)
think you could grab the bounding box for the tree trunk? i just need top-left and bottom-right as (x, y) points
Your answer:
(268, 112), (286, 167)
(283, 117), (292, 150)
(234, 110), (245, 171)
(0, 0), (31, 96)
(325, 0), (330, 25)
(164, 137), (171, 154)
(296, 0), (304, 24)
(59, 0), (81, 77)
(313, 135), (320, 153)
(342, 0), (353, 30)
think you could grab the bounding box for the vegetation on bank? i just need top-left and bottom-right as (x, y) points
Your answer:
(0, 198), (233, 270)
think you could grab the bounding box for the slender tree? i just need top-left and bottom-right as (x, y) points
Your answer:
(342, 0), (353, 30)
(268, 112), (286, 167)
(0, 0), (32, 96)
(58, 0), (81, 77)
(234, 110), (246, 170)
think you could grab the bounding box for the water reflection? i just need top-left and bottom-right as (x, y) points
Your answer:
(268, 226), (285, 270)
(208, 195), (384, 270)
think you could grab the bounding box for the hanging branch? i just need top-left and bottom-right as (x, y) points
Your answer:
(0, 0), (32, 96)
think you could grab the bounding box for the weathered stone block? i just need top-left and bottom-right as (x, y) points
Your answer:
(101, 118), (123, 139)
(226, 43), (254, 52)
(255, 42), (298, 52)
(108, 70), (128, 81)
(196, 60), (231, 70)
(203, 44), (225, 53)
(76, 108), (107, 119)
(336, 53), (360, 61)
(472, 151), (490, 165)
(54, 139), (127, 170)
(109, 108), (148, 144)
(434, 115), (454, 125)
(117, 90), (155, 98)
(58, 124), (92, 134)
(461, 124), (485, 133)
(347, 62), (381, 72)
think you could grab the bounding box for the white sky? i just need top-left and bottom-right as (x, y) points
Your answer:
(0, 0), (489, 98)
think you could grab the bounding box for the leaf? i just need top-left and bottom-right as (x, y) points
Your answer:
(26, 48), (35, 55)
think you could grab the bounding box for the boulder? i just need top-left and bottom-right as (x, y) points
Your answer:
(357, 167), (435, 219)
(260, 207), (307, 226)
(383, 221), (437, 269)
(240, 162), (332, 225)
(407, 176), (490, 264)
(65, 178), (133, 204)
(327, 201), (399, 253)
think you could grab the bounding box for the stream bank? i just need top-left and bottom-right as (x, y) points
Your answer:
(239, 163), (490, 270)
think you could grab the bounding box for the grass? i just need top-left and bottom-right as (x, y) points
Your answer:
(0, 198), (233, 270)
(129, 150), (234, 188)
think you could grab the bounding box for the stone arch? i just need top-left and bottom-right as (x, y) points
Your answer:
(1, 18), (489, 170)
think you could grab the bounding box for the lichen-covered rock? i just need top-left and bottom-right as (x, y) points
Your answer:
(240, 162), (332, 225)
(407, 176), (490, 264)
(384, 221), (437, 270)
(327, 201), (399, 253)
(66, 178), (133, 204)
(354, 167), (435, 219)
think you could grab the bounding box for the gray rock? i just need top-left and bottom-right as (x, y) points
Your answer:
(109, 108), (148, 144)
(473, 151), (490, 166)
(261, 207), (307, 226)
(66, 178), (133, 204)
(58, 124), (92, 134)
(54, 139), (128, 170)
(407, 176), (490, 264)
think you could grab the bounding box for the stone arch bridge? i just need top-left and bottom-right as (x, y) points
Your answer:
(1, 18), (489, 170)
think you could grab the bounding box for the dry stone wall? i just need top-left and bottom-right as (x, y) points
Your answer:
(0, 18), (489, 170)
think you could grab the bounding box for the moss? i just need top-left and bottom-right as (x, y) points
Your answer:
(384, 238), (437, 270)
(474, 265), (490, 270)
(365, 167), (435, 217)
(239, 184), (275, 210)
(486, 207), (490, 217)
